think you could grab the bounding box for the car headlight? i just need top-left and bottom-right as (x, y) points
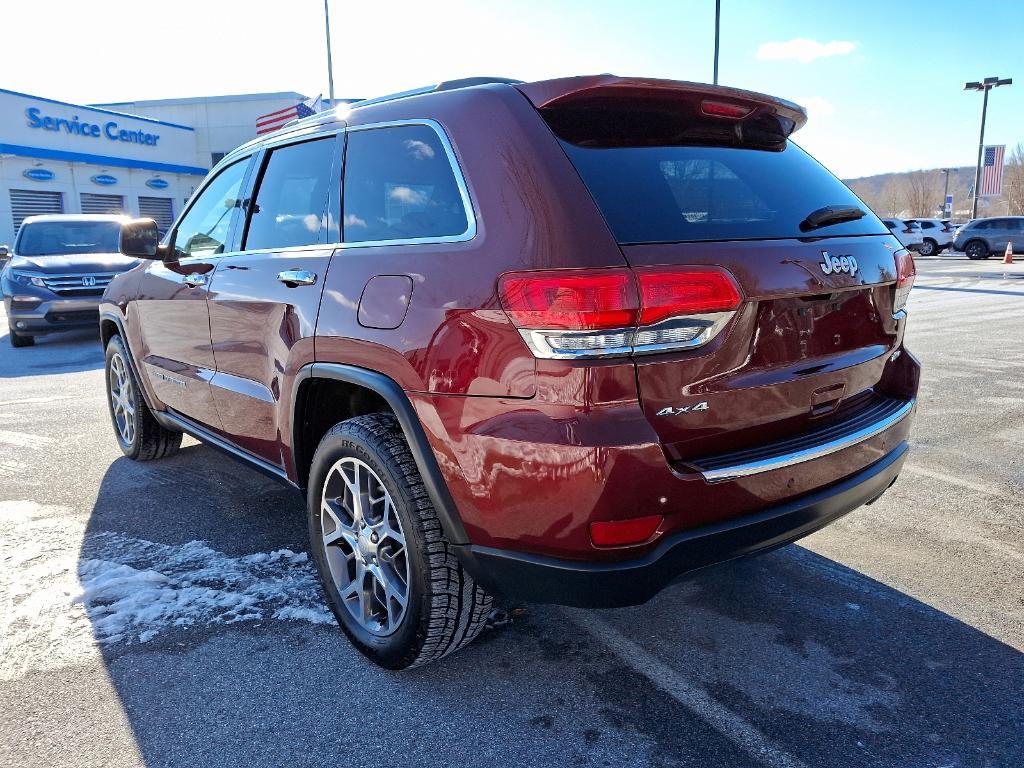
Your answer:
(7, 271), (46, 287)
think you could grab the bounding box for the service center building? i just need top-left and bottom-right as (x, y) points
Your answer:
(0, 88), (313, 246)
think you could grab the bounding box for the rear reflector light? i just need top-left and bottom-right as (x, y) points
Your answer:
(499, 267), (741, 359)
(590, 515), (663, 547)
(700, 100), (755, 119)
(893, 250), (916, 312)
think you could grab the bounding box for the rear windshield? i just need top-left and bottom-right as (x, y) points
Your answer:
(17, 221), (121, 256)
(560, 141), (887, 244)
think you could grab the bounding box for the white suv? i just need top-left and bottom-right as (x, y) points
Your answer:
(910, 219), (955, 256)
(880, 218), (924, 252)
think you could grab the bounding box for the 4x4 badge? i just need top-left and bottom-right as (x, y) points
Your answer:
(656, 401), (709, 417)
(819, 251), (858, 277)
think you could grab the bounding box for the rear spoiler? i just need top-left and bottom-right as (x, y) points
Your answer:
(516, 75), (807, 147)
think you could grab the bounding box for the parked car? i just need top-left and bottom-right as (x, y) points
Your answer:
(880, 218), (924, 252)
(911, 218), (955, 256)
(952, 216), (1024, 259)
(0, 215), (141, 347)
(99, 75), (920, 669)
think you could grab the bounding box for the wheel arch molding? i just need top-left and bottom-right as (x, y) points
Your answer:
(99, 310), (158, 412)
(291, 363), (470, 546)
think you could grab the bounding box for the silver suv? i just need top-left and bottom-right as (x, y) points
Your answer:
(953, 217), (1024, 260)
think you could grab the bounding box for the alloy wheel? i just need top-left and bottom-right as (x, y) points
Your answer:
(320, 457), (410, 636)
(108, 352), (136, 445)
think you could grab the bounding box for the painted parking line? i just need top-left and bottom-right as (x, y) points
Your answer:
(564, 608), (810, 768)
(901, 464), (1011, 501)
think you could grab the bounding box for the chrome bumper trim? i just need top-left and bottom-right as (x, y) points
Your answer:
(700, 399), (915, 483)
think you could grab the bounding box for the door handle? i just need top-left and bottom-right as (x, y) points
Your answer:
(277, 269), (317, 287)
(183, 273), (206, 287)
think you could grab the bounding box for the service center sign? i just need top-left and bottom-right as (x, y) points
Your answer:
(26, 106), (162, 146)
(0, 90), (197, 168)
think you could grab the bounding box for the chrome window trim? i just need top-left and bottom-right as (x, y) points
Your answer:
(190, 120), (476, 256)
(698, 399), (916, 483)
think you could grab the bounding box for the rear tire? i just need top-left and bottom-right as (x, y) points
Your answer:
(965, 240), (989, 260)
(104, 334), (182, 461)
(308, 413), (492, 669)
(919, 238), (937, 256)
(8, 326), (34, 347)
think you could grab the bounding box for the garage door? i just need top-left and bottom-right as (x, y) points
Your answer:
(10, 189), (64, 234)
(80, 193), (125, 215)
(138, 196), (175, 233)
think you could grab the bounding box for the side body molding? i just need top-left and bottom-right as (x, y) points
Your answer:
(293, 363), (470, 545)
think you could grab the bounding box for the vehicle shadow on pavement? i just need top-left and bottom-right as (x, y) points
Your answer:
(77, 448), (1023, 768)
(0, 327), (103, 378)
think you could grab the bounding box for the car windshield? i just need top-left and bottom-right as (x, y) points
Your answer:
(16, 221), (121, 256)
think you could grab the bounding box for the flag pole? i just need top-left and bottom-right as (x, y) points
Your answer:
(324, 0), (336, 106)
(713, 0), (721, 85)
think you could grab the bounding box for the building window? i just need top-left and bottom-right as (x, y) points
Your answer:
(211, 152), (227, 166)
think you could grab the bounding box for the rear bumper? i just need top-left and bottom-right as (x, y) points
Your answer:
(456, 442), (908, 607)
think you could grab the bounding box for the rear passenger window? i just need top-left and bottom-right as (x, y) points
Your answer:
(243, 137), (336, 251)
(342, 125), (469, 243)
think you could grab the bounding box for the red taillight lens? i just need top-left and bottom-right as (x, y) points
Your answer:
(590, 515), (663, 547)
(498, 269), (638, 330)
(701, 100), (755, 119)
(636, 268), (742, 326)
(499, 266), (742, 358)
(894, 250), (916, 312)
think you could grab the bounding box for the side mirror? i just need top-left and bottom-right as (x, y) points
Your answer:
(0, 245), (10, 263)
(120, 218), (161, 259)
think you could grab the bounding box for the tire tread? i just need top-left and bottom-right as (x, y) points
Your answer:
(315, 413), (492, 669)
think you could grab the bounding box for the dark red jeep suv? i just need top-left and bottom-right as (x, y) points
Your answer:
(100, 75), (919, 669)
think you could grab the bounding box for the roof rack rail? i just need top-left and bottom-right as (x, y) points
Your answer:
(279, 77), (522, 132)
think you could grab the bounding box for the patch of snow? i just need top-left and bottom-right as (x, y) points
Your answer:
(0, 501), (334, 680)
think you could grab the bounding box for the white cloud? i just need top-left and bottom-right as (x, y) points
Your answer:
(389, 186), (428, 205)
(756, 38), (857, 64)
(796, 96), (835, 119)
(404, 139), (435, 160)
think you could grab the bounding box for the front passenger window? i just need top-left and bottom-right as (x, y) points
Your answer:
(172, 159), (249, 259)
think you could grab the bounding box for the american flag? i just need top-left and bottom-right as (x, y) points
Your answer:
(255, 96), (322, 135)
(980, 144), (1005, 197)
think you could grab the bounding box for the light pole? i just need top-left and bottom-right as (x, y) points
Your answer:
(713, 0), (721, 85)
(964, 76), (1012, 219)
(324, 0), (336, 106)
(939, 168), (954, 217)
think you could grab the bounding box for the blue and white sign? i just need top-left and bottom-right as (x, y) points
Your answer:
(23, 168), (54, 181)
(91, 173), (118, 186)
(0, 88), (205, 178)
(26, 107), (161, 147)
(146, 177), (169, 189)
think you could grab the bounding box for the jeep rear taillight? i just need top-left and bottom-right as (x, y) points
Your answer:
(498, 267), (742, 359)
(894, 250), (916, 312)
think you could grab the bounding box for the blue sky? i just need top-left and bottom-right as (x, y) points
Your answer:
(5, 0), (1021, 177)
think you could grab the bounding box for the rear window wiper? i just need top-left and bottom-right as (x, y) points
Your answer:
(799, 205), (866, 232)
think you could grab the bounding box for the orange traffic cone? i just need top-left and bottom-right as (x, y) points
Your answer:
(1004, 242), (1014, 265)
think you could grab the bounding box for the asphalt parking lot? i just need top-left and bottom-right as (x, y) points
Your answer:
(1, 254), (1021, 768)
